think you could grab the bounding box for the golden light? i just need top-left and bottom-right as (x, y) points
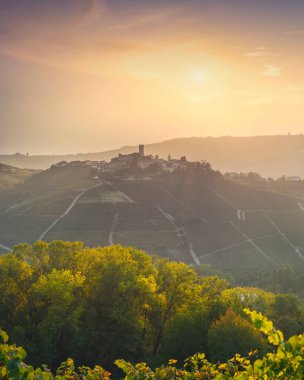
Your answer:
(191, 70), (206, 84)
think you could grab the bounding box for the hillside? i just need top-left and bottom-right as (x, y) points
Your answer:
(1, 135), (304, 176)
(0, 163), (37, 191)
(1, 164), (304, 290)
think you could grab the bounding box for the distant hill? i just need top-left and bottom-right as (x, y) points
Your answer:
(0, 163), (37, 191)
(2, 134), (304, 176)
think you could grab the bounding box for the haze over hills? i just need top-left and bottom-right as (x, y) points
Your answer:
(1, 135), (304, 177)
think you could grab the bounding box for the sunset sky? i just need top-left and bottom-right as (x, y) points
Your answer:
(1, 0), (304, 154)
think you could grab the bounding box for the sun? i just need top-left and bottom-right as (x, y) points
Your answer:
(191, 70), (206, 84)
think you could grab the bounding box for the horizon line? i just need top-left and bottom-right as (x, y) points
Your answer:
(1, 133), (304, 156)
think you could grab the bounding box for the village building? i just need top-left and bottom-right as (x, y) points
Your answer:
(51, 144), (206, 180)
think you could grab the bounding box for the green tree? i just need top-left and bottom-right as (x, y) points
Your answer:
(0, 253), (32, 332)
(148, 259), (203, 356)
(221, 287), (275, 315)
(158, 308), (209, 365)
(207, 309), (268, 362)
(200, 275), (228, 319)
(270, 293), (304, 338)
(28, 269), (84, 368)
(79, 245), (157, 367)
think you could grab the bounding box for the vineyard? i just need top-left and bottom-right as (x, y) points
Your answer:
(1, 167), (304, 282)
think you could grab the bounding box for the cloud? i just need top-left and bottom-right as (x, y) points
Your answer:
(245, 51), (280, 58)
(261, 64), (281, 77)
(0, 0), (153, 76)
(285, 30), (304, 35)
(245, 47), (280, 58)
(108, 7), (183, 32)
(0, 1), (184, 65)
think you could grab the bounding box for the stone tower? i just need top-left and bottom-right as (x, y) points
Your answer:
(139, 144), (144, 157)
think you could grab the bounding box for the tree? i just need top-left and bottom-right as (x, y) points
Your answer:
(147, 259), (203, 356)
(3, 309), (304, 379)
(157, 308), (209, 365)
(0, 253), (32, 331)
(207, 309), (268, 362)
(28, 269), (84, 368)
(270, 294), (304, 338)
(79, 245), (158, 367)
(200, 275), (228, 319)
(1, 240), (304, 375)
(221, 287), (275, 315)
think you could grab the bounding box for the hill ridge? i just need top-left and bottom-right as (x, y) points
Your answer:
(1, 134), (304, 176)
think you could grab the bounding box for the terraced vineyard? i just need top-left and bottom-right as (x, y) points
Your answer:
(1, 166), (304, 282)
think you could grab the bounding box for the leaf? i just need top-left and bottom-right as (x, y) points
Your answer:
(0, 329), (8, 343)
(0, 366), (7, 377)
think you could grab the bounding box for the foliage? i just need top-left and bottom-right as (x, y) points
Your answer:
(0, 242), (208, 370)
(0, 328), (111, 380)
(2, 309), (304, 379)
(156, 308), (210, 365)
(221, 287), (275, 315)
(116, 309), (304, 379)
(1, 241), (304, 375)
(207, 308), (268, 362)
(269, 293), (304, 338)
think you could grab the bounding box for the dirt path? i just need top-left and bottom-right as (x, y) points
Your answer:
(230, 221), (277, 265)
(104, 181), (135, 203)
(38, 182), (104, 241)
(109, 213), (119, 245)
(158, 185), (206, 222)
(200, 232), (281, 259)
(117, 191), (135, 203)
(263, 212), (304, 261)
(208, 185), (247, 222)
(157, 205), (201, 265)
(0, 243), (12, 253)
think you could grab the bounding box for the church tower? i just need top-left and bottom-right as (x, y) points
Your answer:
(139, 144), (145, 157)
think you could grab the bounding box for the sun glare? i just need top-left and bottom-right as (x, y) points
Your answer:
(191, 70), (206, 84)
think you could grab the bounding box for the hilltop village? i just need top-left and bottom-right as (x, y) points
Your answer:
(51, 145), (217, 180)
(47, 144), (303, 183)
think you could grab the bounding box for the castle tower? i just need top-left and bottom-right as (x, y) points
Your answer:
(139, 144), (144, 157)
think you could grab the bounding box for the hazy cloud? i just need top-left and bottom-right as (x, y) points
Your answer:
(108, 7), (183, 32)
(245, 47), (280, 58)
(285, 29), (304, 35)
(0, 0), (187, 77)
(261, 64), (281, 77)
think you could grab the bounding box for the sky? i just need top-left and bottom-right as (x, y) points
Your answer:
(1, 0), (304, 154)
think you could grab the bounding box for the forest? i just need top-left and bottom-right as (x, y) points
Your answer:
(1, 241), (304, 379)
